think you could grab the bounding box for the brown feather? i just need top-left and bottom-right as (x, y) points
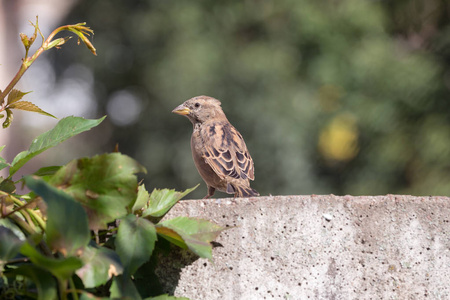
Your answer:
(172, 95), (259, 198)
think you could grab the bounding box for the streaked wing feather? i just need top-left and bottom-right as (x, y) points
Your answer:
(202, 122), (254, 181)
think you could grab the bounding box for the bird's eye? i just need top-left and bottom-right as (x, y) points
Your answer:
(194, 102), (200, 108)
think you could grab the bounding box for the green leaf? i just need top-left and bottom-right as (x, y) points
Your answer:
(48, 153), (146, 230)
(157, 217), (226, 261)
(0, 218), (26, 240)
(0, 178), (16, 193)
(115, 214), (157, 275)
(0, 160), (9, 171)
(2, 108), (13, 128)
(9, 264), (58, 300)
(6, 89), (31, 105)
(9, 116), (106, 176)
(142, 185), (198, 218)
(67, 24), (97, 55)
(0, 226), (24, 271)
(25, 176), (90, 256)
(0, 145), (9, 171)
(154, 226), (186, 249)
(20, 242), (83, 280)
(20, 32), (31, 49)
(33, 165), (61, 177)
(144, 295), (190, 300)
(8, 100), (56, 118)
(110, 275), (142, 300)
(44, 37), (70, 50)
(131, 184), (150, 213)
(76, 243), (123, 288)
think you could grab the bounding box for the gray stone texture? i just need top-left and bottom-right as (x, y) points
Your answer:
(157, 195), (450, 300)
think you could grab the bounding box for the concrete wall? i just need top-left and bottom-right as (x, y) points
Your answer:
(157, 195), (450, 300)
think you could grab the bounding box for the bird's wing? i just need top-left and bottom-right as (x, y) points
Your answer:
(201, 121), (255, 181)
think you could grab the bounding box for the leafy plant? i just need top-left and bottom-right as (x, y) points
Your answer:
(0, 19), (226, 300)
(0, 16), (95, 128)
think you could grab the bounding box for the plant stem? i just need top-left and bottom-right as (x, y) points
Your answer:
(0, 48), (44, 108)
(58, 279), (68, 300)
(28, 207), (46, 232)
(4, 194), (42, 221)
(0, 62), (28, 107)
(0, 23), (84, 107)
(19, 207), (38, 233)
(9, 213), (36, 236)
(12, 195), (47, 231)
(68, 277), (79, 300)
(5, 257), (30, 264)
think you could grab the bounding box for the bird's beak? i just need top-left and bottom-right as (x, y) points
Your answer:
(172, 104), (190, 115)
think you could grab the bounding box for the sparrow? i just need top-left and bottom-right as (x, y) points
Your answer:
(172, 96), (259, 199)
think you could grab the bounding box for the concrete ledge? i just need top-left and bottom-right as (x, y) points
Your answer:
(156, 195), (450, 299)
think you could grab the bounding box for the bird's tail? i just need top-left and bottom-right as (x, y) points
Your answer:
(228, 183), (259, 197)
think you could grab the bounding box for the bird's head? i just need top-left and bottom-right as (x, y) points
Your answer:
(172, 95), (226, 124)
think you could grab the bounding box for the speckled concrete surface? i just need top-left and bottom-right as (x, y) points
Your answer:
(156, 195), (450, 300)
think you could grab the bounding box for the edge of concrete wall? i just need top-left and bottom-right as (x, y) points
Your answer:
(156, 195), (450, 300)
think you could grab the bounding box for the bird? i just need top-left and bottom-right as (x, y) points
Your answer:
(172, 95), (259, 199)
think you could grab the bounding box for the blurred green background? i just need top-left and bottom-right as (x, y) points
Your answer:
(47, 0), (449, 198)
